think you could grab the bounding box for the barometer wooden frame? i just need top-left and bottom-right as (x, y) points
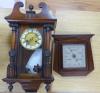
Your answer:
(53, 34), (94, 76)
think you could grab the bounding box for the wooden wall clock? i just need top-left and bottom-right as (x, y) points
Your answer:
(53, 34), (94, 76)
(3, 1), (57, 92)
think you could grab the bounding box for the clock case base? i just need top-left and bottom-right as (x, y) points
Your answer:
(3, 77), (53, 92)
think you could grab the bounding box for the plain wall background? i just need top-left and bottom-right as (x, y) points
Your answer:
(0, 0), (100, 93)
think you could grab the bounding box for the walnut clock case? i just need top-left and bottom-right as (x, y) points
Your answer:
(53, 34), (94, 76)
(3, 2), (57, 92)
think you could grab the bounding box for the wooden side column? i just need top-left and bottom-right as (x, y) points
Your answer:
(42, 24), (55, 92)
(6, 23), (19, 92)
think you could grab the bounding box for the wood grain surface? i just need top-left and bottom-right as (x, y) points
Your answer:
(26, 0), (100, 11)
(1, 0), (100, 93)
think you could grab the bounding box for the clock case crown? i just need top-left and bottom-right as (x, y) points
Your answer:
(3, 1), (57, 92)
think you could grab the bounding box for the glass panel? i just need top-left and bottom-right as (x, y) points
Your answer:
(25, 48), (42, 74)
(19, 27), (42, 74)
(63, 44), (86, 68)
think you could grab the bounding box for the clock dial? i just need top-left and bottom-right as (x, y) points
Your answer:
(20, 28), (42, 50)
(62, 44), (86, 68)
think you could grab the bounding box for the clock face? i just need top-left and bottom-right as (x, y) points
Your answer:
(20, 28), (42, 50)
(62, 44), (86, 68)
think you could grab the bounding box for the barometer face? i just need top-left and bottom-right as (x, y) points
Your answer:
(63, 44), (86, 68)
(20, 28), (42, 50)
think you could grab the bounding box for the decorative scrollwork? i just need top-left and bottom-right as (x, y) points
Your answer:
(9, 23), (19, 32)
(9, 49), (16, 62)
(43, 24), (54, 32)
(8, 83), (13, 92)
(7, 49), (16, 78)
(26, 4), (36, 18)
(33, 64), (41, 73)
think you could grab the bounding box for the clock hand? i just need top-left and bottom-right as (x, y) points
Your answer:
(72, 54), (76, 58)
(35, 41), (40, 44)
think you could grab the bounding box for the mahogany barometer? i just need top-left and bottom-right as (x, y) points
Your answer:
(53, 34), (94, 76)
(3, 2), (57, 92)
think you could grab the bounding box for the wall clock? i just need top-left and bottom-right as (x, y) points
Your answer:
(3, 1), (57, 92)
(53, 34), (94, 76)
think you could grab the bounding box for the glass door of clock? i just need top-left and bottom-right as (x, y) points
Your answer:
(17, 27), (43, 76)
